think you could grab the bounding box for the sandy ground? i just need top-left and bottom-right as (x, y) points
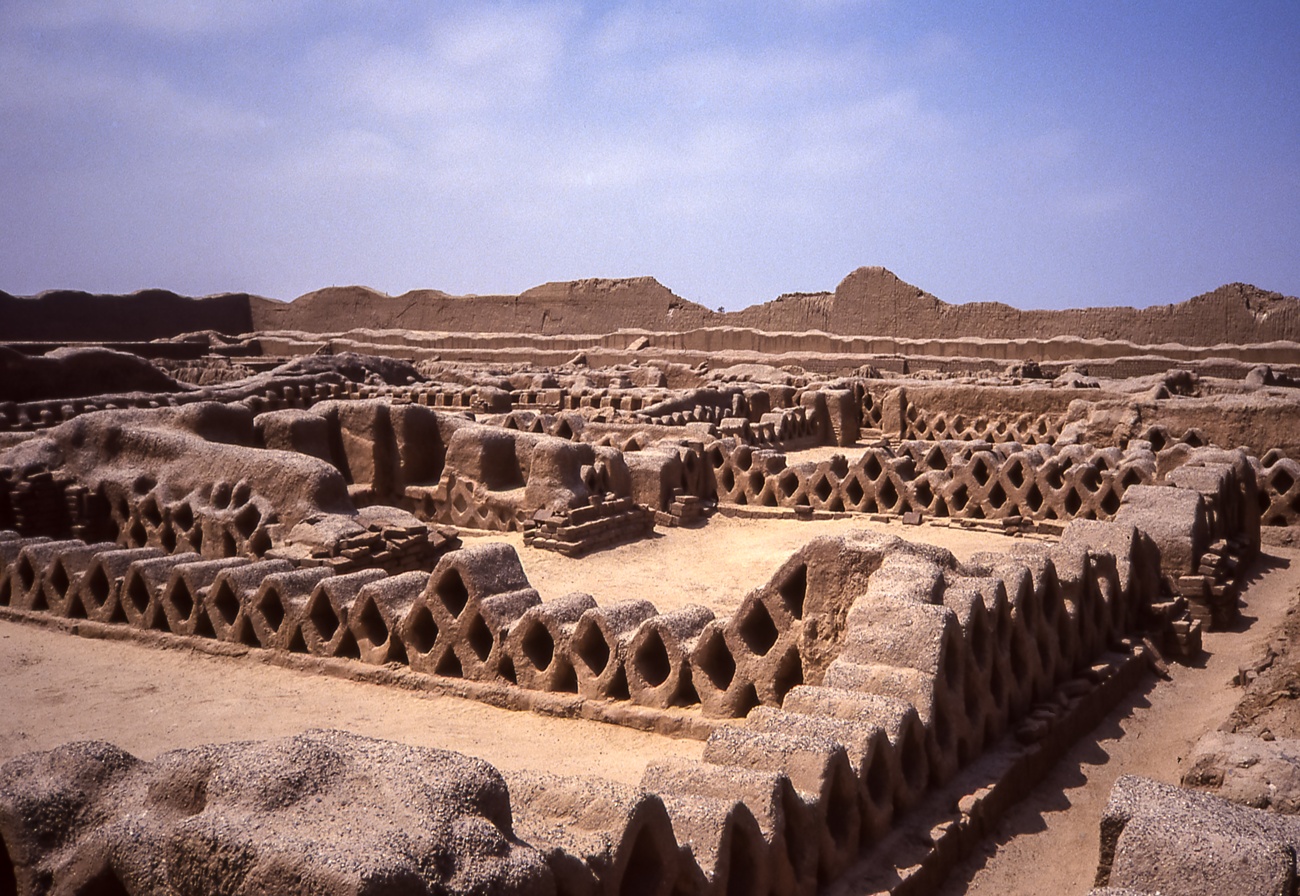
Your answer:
(939, 544), (1300, 895)
(471, 514), (1034, 616)
(0, 622), (702, 785)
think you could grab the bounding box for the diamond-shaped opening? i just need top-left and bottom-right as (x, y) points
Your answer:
(1100, 488), (1121, 516)
(760, 485), (778, 507)
(932, 417), (948, 435)
(1078, 466), (1101, 493)
(1272, 467), (1297, 495)
(1005, 461), (1026, 489)
(923, 445), (948, 471)
(878, 477), (899, 511)
(777, 470), (800, 499)
(634, 630), (672, 688)
(738, 600), (779, 656)
(987, 481), (1007, 510)
(718, 466), (736, 493)
(85, 566), (110, 610)
(172, 503), (194, 531)
(498, 654), (517, 683)
(335, 629), (361, 660)
(452, 493), (469, 514)
(125, 575), (151, 616)
(1120, 468), (1144, 490)
(695, 628), (735, 690)
(574, 620), (610, 676)
(1065, 488), (1082, 516)
(405, 604), (438, 655)
(734, 446), (753, 472)
(844, 475), (865, 507)
(140, 498), (162, 527)
(553, 661), (578, 693)
(773, 648), (803, 703)
(354, 598), (388, 649)
(17, 557), (35, 593)
(436, 568), (470, 617)
(160, 526), (177, 553)
(707, 446), (725, 469)
(205, 579), (239, 629)
(435, 649), (463, 677)
(520, 620), (555, 671)
(778, 564), (807, 619)
(169, 580), (194, 621)
(234, 505), (261, 538)
(48, 561), (70, 599)
(1144, 427), (1168, 451)
(307, 594), (338, 641)
(864, 454), (883, 481)
(247, 530), (272, 557)
(220, 531), (237, 558)
(1043, 464), (1064, 491)
(465, 613), (493, 662)
(913, 479), (933, 508)
(970, 458), (991, 487)
(1024, 483), (1044, 513)
(1183, 429), (1205, 448)
(812, 476), (833, 503)
(256, 588), (285, 632)
(949, 484), (969, 512)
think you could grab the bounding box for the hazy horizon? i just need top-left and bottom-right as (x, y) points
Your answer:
(2, 1), (1297, 312)
(7, 266), (1296, 315)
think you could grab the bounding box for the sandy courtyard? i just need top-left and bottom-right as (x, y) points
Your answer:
(471, 512), (1037, 616)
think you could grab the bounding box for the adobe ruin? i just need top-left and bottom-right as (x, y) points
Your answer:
(2, 268), (1299, 895)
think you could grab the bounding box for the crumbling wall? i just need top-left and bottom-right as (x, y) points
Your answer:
(0, 730), (553, 896)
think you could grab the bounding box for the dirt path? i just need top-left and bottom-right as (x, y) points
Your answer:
(938, 545), (1300, 895)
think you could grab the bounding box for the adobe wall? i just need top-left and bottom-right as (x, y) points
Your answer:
(1, 289), (255, 341)
(8, 267), (1299, 353)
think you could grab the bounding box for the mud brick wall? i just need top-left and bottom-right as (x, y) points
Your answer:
(707, 438), (1158, 522)
(0, 522), (1171, 896)
(864, 383), (1074, 446)
(0, 456), (1264, 896)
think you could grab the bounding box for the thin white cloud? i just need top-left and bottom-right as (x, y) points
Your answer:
(331, 4), (576, 120)
(0, 39), (262, 139)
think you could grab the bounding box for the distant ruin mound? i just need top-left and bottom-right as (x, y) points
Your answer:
(6, 268), (1299, 346)
(1, 288), (255, 342)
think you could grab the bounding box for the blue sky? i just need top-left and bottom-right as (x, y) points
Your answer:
(1, 1), (1297, 311)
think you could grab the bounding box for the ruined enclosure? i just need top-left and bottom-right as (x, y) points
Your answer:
(2, 270), (1300, 895)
